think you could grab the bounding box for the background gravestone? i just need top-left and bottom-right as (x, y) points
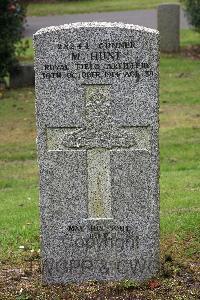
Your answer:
(157, 4), (180, 53)
(10, 63), (35, 88)
(34, 22), (160, 283)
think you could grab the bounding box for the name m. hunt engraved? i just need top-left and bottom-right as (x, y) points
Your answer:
(46, 85), (150, 219)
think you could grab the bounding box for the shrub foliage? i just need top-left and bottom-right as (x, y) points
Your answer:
(181, 0), (200, 32)
(0, 0), (27, 82)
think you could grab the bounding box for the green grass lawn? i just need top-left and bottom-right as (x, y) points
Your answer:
(27, 0), (180, 16)
(1, 30), (200, 265)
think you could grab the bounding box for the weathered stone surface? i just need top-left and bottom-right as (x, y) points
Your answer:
(157, 4), (180, 53)
(10, 63), (35, 88)
(34, 22), (160, 284)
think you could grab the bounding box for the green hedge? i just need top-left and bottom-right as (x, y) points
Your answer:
(181, 0), (200, 32)
(0, 1), (27, 82)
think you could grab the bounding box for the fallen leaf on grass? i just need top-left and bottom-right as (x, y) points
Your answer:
(148, 279), (160, 289)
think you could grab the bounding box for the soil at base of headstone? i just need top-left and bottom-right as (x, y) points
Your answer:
(181, 45), (200, 60)
(0, 259), (199, 300)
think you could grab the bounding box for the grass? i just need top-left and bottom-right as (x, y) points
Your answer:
(160, 56), (200, 105)
(159, 102), (200, 237)
(0, 89), (38, 258)
(181, 29), (200, 47)
(158, 31), (200, 238)
(27, 0), (179, 16)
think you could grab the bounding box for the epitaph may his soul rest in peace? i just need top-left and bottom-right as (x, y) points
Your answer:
(34, 22), (160, 283)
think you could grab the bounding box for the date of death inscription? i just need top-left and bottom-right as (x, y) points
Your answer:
(40, 39), (155, 81)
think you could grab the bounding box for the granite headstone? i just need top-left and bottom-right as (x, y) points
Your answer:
(34, 22), (160, 283)
(158, 4), (180, 53)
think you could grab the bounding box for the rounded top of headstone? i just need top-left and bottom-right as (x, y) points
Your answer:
(158, 3), (180, 9)
(33, 22), (159, 38)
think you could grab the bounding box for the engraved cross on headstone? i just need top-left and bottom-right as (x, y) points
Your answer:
(47, 85), (150, 219)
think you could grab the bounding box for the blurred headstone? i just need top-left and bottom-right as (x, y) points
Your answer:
(10, 63), (35, 88)
(158, 4), (180, 52)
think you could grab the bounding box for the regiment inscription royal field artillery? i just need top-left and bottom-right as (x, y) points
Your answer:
(34, 22), (160, 283)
